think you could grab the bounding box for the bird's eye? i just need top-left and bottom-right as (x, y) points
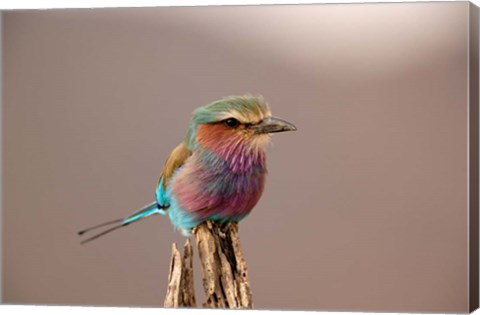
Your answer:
(225, 118), (239, 128)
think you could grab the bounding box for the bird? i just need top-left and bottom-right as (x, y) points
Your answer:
(78, 95), (296, 244)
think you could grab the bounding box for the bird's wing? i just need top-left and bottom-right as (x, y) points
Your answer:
(156, 141), (192, 208)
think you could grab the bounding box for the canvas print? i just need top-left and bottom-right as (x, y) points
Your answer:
(1, 1), (479, 313)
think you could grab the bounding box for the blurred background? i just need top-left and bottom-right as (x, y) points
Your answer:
(1, 2), (472, 312)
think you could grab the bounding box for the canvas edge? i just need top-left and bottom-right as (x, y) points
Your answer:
(0, 10), (4, 305)
(469, 1), (479, 313)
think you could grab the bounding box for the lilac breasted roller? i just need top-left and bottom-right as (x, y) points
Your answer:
(78, 95), (296, 244)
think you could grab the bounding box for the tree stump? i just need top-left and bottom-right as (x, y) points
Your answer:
(163, 221), (253, 309)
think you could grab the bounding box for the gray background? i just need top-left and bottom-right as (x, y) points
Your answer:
(1, 2), (474, 312)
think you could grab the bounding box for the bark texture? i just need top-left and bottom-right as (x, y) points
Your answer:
(193, 221), (253, 308)
(163, 239), (196, 307)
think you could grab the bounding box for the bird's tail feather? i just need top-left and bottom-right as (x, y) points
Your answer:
(122, 201), (159, 225)
(78, 201), (158, 245)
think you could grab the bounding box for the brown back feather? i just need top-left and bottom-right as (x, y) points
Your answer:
(158, 142), (192, 189)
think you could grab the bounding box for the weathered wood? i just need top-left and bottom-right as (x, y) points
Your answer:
(181, 238), (196, 306)
(193, 221), (253, 309)
(163, 239), (196, 308)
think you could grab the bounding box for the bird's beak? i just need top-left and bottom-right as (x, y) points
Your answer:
(253, 116), (297, 134)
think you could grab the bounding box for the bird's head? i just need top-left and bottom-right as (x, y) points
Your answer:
(187, 95), (296, 159)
